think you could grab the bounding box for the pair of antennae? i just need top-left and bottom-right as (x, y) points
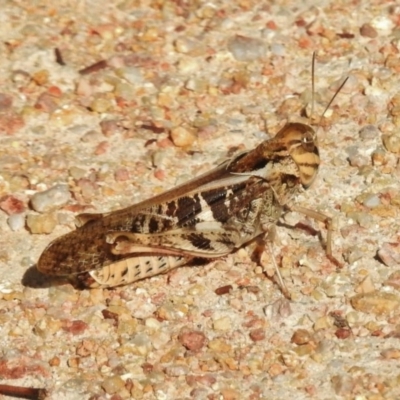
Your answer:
(310, 51), (349, 126)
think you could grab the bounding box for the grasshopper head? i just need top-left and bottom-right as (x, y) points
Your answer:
(275, 122), (320, 188)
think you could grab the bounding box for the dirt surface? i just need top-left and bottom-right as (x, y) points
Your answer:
(1, 1), (400, 399)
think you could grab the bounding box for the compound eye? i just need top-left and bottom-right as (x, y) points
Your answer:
(301, 131), (316, 152)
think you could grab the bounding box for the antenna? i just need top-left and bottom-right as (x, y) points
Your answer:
(311, 52), (349, 130)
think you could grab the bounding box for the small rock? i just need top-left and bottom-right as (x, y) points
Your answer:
(249, 328), (265, 342)
(291, 329), (313, 345)
(77, 178), (99, 200)
(179, 330), (206, 351)
(355, 275), (375, 294)
(212, 316), (232, 331)
(331, 375), (356, 396)
(101, 375), (125, 394)
(30, 184), (71, 213)
(208, 338), (231, 353)
(34, 92), (59, 113)
(376, 242), (400, 267)
(215, 285), (233, 295)
(359, 124), (380, 140)
(360, 23), (378, 38)
(382, 132), (400, 154)
(164, 364), (189, 377)
(371, 149), (388, 166)
(384, 271), (400, 290)
(89, 96), (113, 113)
(170, 126), (196, 147)
(114, 167), (130, 182)
(67, 357), (80, 368)
(145, 317), (161, 330)
(362, 193), (381, 208)
(99, 119), (122, 137)
(62, 320), (89, 335)
(0, 195), (25, 215)
(335, 328), (351, 340)
(343, 246), (364, 264)
(228, 35), (266, 61)
(350, 291), (400, 315)
(381, 348), (400, 359)
(7, 213), (25, 231)
(26, 213), (57, 234)
(219, 388), (241, 400)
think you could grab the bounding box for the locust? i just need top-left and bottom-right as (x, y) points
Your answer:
(37, 54), (347, 293)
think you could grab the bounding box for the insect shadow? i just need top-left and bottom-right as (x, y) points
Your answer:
(22, 264), (69, 288)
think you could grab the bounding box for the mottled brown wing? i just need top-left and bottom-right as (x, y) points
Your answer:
(37, 167), (270, 276)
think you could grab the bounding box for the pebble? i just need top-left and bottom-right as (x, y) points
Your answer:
(371, 148), (389, 166)
(145, 317), (161, 330)
(370, 15), (395, 34)
(381, 348), (400, 360)
(101, 375), (125, 394)
(376, 242), (400, 267)
(89, 96), (114, 113)
(249, 328), (265, 342)
(227, 35), (266, 61)
(212, 316), (232, 331)
(361, 193), (381, 208)
(331, 375), (355, 396)
(33, 316), (63, 338)
(360, 23), (378, 38)
(164, 364), (189, 377)
(99, 119), (123, 137)
(30, 184), (71, 213)
(34, 92), (59, 113)
(77, 178), (99, 200)
(382, 132), (400, 154)
(291, 329), (313, 345)
(26, 213), (57, 234)
(177, 58), (199, 74)
(7, 213), (25, 231)
(0, 195), (25, 214)
(113, 167), (130, 182)
(208, 338), (232, 353)
(151, 331), (171, 350)
(69, 166), (87, 180)
(350, 292), (400, 315)
(343, 246), (364, 264)
(355, 275), (375, 294)
(178, 330), (207, 351)
(359, 124), (380, 140)
(384, 271), (400, 290)
(170, 126), (196, 147)
(62, 320), (89, 335)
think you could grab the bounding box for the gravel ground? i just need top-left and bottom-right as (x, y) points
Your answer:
(1, 1), (400, 399)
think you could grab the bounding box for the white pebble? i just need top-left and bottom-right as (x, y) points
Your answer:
(212, 316), (232, 331)
(227, 35), (266, 61)
(7, 213), (25, 231)
(30, 184), (71, 213)
(362, 194), (381, 208)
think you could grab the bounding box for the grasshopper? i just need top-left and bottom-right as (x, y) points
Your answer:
(37, 55), (346, 292)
